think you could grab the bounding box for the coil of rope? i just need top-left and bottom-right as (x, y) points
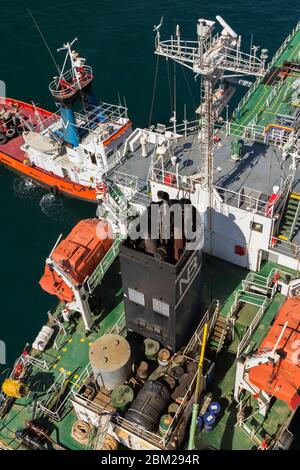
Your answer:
(101, 434), (119, 451)
(71, 420), (93, 445)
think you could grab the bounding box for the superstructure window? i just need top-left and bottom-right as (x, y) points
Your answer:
(128, 288), (145, 306)
(90, 153), (97, 165)
(153, 298), (170, 317)
(251, 222), (263, 233)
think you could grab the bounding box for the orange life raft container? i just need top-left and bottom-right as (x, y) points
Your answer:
(39, 218), (113, 303)
(249, 296), (300, 410)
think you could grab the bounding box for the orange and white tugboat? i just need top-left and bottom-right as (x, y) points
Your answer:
(0, 38), (132, 202)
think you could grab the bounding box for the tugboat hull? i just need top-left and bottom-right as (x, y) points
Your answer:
(0, 98), (98, 202)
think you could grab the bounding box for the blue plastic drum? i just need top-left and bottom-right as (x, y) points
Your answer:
(203, 411), (216, 431)
(208, 401), (221, 416)
(196, 415), (203, 432)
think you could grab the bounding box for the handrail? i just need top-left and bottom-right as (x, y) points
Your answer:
(270, 237), (300, 258)
(183, 300), (220, 355)
(70, 307), (211, 449)
(151, 166), (199, 192)
(49, 65), (93, 99)
(236, 298), (268, 357)
(215, 185), (269, 215)
(235, 21), (300, 115)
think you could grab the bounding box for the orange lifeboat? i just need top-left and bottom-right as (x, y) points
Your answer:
(249, 297), (300, 410)
(39, 218), (113, 302)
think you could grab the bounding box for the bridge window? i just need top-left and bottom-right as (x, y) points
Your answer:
(251, 221), (263, 233)
(90, 153), (97, 165)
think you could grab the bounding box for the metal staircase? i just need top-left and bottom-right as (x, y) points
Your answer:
(278, 192), (300, 241)
(106, 180), (129, 213)
(209, 313), (229, 354)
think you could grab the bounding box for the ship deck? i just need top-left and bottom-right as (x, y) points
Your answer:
(197, 260), (297, 450)
(113, 23), (300, 241)
(0, 107), (41, 164)
(0, 256), (299, 450)
(230, 25), (300, 135)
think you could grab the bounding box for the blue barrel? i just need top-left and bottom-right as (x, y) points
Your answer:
(203, 412), (216, 431)
(208, 401), (221, 416)
(197, 415), (203, 432)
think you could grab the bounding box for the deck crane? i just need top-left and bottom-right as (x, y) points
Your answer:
(154, 15), (268, 252)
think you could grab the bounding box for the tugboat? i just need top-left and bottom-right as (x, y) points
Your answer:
(0, 39), (132, 202)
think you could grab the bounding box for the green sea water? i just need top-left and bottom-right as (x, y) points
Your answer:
(0, 0), (299, 379)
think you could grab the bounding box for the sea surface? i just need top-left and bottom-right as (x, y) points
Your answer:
(0, 0), (300, 437)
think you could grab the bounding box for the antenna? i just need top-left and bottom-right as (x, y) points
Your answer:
(153, 16), (164, 33)
(27, 9), (61, 75)
(216, 15), (238, 39)
(57, 38), (80, 88)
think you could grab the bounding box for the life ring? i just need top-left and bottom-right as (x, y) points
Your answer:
(5, 128), (15, 138)
(50, 185), (58, 196)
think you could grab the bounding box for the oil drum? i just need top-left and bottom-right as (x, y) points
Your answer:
(125, 380), (170, 432)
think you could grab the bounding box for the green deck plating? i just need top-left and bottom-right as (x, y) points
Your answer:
(230, 24), (300, 138)
(0, 256), (297, 450)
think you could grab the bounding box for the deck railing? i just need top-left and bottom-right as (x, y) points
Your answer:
(164, 119), (200, 138)
(114, 370), (197, 449)
(86, 236), (123, 293)
(215, 185), (269, 215)
(269, 236), (300, 259)
(150, 166), (199, 192)
(183, 300), (220, 356)
(235, 267), (284, 357)
(69, 304), (218, 449)
(49, 66), (94, 100)
(236, 297), (269, 357)
(76, 102), (128, 131)
(37, 371), (73, 422)
(111, 171), (140, 196)
(235, 20), (300, 115)
(33, 112), (61, 133)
